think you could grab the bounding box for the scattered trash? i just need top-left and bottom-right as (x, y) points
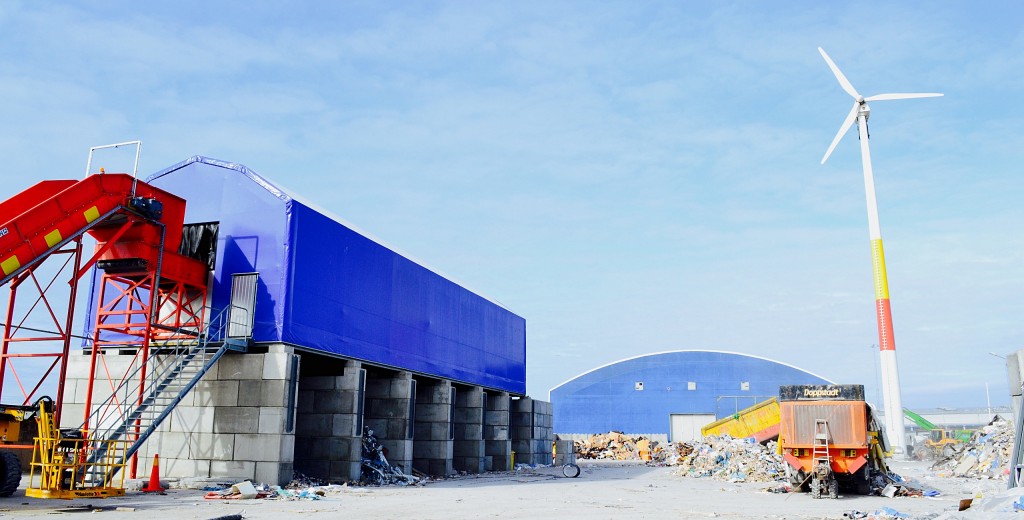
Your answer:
(764, 483), (791, 494)
(931, 416), (1011, 480)
(361, 427), (420, 486)
(204, 480), (271, 500)
(666, 435), (786, 483)
(574, 432), (665, 461)
(869, 506), (908, 519)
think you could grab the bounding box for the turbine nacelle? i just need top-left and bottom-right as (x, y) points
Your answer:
(818, 47), (942, 164)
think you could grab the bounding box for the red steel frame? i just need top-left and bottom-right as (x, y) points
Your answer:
(0, 238), (86, 433)
(84, 269), (207, 477)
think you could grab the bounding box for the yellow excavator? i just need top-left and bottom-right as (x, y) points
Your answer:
(903, 408), (972, 460)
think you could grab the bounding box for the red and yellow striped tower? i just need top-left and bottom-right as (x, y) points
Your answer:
(857, 106), (905, 457)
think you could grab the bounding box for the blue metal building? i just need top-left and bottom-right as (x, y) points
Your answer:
(550, 350), (833, 440)
(93, 156), (527, 394)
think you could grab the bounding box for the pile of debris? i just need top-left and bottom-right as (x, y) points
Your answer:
(574, 432), (664, 460)
(667, 435), (786, 483)
(932, 416), (1012, 479)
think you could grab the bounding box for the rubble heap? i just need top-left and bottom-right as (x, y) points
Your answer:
(932, 416), (1012, 480)
(574, 432), (664, 460)
(667, 435), (786, 483)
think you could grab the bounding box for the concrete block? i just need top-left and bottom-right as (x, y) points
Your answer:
(263, 352), (293, 380)
(453, 440), (484, 458)
(194, 380), (240, 407)
(331, 414), (357, 437)
(454, 423), (482, 440)
(217, 353), (265, 380)
(59, 403), (85, 429)
(268, 343), (293, 354)
(160, 457), (211, 479)
(295, 459), (329, 479)
(512, 426), (532, 440)
(299, 376), (337, 391)
(383, 439), (413, 461)
(414, 440), (453, 460)
(387, 418), (411, 441)
(390, 377), (413, 397)
(214, 406), (259, 434)
(415, 403), (451, 423)
(260, 379), (288, 407)
(315, 390), (355, 414)
(366, 397), (409, 418)
(237, 380), (263, 407)
(484, 410), (509, 425)
(191, 433), (235, 460)
(234, 433), (284, 462)
(365, 378), (390, 398)
(168, 405), (215, 434)
(296, 413), (331, 437)
(456, 387), (484, 408)
(298, 389), (314, 410)
(453, 407), (482, 424)
(257, 461), (292, 486)
(144, 432), (191, 461)
(210, 460), (256, 480)
(259, 407), (287, 434)
(484, 425), (509, 440)
(329, 460), (361, 482)
(512, 398), (533, 413)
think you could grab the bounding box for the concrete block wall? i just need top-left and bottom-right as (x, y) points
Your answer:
(453, 386), (484, 473)
(294, 360), (364, 482)
(510, 397), (554, 466)
(484, 391), (511, 471)
(413, 379), (454, 476)
(63, 345), (300, 485)
(364, 370), (414, 474)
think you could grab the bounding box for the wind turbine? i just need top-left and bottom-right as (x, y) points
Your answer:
(818, 47), (942, 458)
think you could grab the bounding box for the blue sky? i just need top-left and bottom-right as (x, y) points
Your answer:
(0, 2), (1020, 410)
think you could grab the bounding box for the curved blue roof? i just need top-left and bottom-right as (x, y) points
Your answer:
(132, 156), (526, 393)
(550, 350), (833, 435)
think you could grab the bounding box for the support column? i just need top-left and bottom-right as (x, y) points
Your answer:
(511, 397), (554, 466)
(484, 391), (511, 471)
(413, 379), (454, 476)
(295, 359), (364, 482)
(453, 386), (484, 473)
(365, 370), (414, 475)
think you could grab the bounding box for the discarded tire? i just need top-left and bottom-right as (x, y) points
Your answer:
(562, 463), (580, 478)
(0, 451), (21, 497)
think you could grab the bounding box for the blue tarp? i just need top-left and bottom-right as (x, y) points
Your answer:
(89, 156), (526, 394)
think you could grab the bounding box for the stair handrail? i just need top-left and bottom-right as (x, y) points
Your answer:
(78, 304), (247, 436)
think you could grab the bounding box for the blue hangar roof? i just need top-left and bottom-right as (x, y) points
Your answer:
(550, 350), (833, 435)
(136, 156), (526, 394)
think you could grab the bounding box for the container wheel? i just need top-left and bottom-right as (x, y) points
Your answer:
(828, 478), (839, 499)
(810, 477), (821, 499)
(0, 451), (21, 497)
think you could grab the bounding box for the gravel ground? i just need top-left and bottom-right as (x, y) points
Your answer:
(0, 459), (1016, 519)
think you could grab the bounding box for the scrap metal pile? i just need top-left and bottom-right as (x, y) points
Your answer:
(931, 416), (1012, 480)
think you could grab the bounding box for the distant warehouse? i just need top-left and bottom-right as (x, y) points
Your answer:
(550, 350), (833, 442)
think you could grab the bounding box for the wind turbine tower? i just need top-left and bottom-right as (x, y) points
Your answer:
(818, 47), (942, 457)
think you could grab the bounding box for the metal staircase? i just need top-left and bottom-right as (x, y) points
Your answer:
(79, 305), (250, 482)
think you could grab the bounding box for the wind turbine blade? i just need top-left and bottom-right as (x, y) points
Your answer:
(818, 47), (860, 99)
(821, 102), (860, 164)
(865, 92), (944, 101)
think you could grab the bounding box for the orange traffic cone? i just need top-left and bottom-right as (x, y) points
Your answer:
(142, 454), (165, 493)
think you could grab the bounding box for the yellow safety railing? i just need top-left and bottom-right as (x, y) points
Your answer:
(26, 404), (129, 499)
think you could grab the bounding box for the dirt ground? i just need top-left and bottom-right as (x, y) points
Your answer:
(0, 459), (1016, 519)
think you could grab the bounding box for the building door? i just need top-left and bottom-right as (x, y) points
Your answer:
(670, 414), (715, 443)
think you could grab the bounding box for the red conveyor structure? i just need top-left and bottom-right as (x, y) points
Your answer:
(0, 173), (208, 453)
